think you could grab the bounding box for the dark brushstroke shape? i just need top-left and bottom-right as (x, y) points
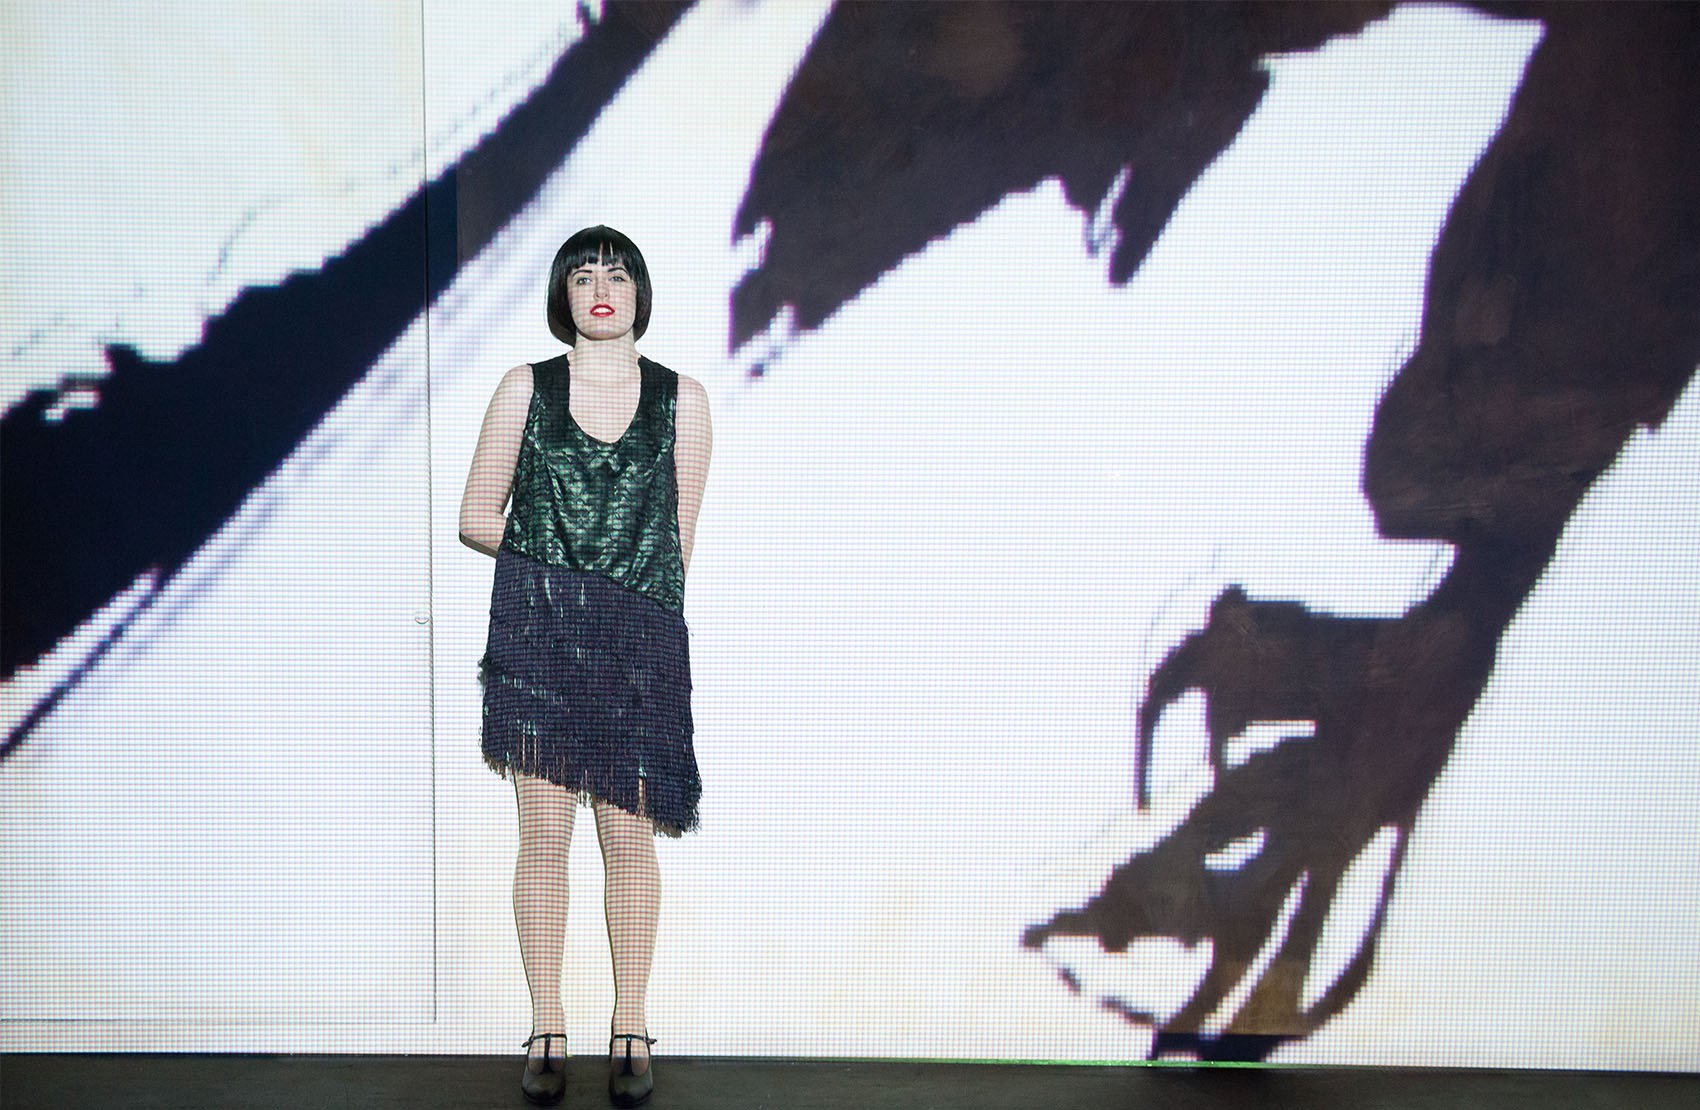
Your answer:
(0, 3), (688, 702)
(730, 0), (1392, 353)
(1019, 1), (1700, 1059)
(450, 3), (690, 261)
(733, 0), (1698, 1060)
(3, 575), (164, 745)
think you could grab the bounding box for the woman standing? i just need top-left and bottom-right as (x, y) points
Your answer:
(459, 225), (712, 1106)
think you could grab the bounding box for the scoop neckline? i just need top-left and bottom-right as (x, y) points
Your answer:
(564, 355), (645, 447)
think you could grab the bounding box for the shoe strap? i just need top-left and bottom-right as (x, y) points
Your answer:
(609, 1033), (657, 1049)
(524, 1031), (567, 1050)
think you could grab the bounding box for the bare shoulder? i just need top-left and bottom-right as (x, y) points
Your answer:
(483, 363), (535, 420)
(498, 362), (535, 396)
(675, 373), (711, 423)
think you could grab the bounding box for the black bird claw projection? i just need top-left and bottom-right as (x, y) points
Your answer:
(1023, 584), (1491, 1057)
(731, 0), (1700, 1060)
(1012, 2), (1700, 1060)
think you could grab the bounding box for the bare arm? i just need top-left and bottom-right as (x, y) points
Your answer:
(674, 374), (713, 577)
(458, 364), (534, 557)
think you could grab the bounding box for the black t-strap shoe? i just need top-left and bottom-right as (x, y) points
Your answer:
(521, 1031), (567, 1105)
(608, 1032), (656, 1107)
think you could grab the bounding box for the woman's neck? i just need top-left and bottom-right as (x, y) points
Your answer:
(569, 335), (640, 381)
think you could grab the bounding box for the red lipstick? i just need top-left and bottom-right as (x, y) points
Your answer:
(590, 303), (614, 317)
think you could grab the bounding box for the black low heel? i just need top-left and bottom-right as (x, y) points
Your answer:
(608, 1032), (656, 1107)
(521, 1031), (568, 1105)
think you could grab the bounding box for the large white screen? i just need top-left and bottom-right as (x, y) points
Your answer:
(3, 0), (1697, 1069)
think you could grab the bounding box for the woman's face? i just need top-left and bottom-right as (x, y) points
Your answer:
(566, 254), (638, 341)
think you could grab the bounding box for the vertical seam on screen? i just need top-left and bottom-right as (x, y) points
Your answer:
(416, 0), (439, 1026)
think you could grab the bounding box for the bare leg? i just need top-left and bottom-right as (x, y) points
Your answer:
(514, 771), (576, 1069)
(594, 795), (659, 1075)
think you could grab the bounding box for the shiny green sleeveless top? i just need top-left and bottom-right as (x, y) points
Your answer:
(500, 354), (686, 613)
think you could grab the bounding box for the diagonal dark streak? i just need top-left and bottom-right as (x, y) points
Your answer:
(0, 3), (690, 747)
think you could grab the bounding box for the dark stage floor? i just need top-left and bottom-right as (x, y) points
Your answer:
(3, 1055), (1697, 1110)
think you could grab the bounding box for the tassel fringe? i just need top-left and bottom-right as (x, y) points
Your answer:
(479, 550), (699, 836)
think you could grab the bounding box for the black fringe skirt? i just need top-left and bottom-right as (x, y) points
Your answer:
(480, 547), (699, 836)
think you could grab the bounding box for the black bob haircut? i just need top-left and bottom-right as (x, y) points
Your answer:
(546, 225), (653, 344)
